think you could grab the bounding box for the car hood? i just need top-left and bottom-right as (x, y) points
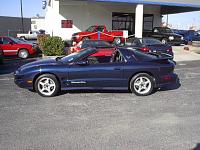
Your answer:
(18, 58), (60, 72)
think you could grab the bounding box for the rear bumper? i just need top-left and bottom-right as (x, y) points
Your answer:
(156, 73), (178, 88)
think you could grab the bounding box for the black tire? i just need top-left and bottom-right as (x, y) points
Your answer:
(18, 49), (29, 59)
(20, 36), (26, 40)
(113, 37), (121, 45)
(82, 37), (89, 41)
(0, 59), (3, 65)
(161, 38), (168, 44)
(130, 73), (155, 96)
(35, 74), (60, 97)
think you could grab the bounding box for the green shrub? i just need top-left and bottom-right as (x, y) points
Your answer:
(42, 36), (65, 56)
(37, 34), (50, 52)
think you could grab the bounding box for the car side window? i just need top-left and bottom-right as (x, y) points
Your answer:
(132, 39), (141, 46)
(2, 38), (10, 44)
(111, 51), (124, 63)
(0, 38), (3, 44)
(82, 51), (112, 65)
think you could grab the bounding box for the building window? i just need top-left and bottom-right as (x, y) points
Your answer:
(61, 20), (73, 28)
(31, 20), (36, 24)
(112, 12), (154, 35)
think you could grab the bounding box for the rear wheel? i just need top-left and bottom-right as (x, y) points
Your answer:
(18, 49), (29, 59)
(35, 74), (60, 97)
(113, 37), (121, 45)
(130, 73), (154, 96)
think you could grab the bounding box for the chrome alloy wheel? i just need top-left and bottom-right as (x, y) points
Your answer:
(18, 49), (29, 59)
(37, 77), (56, 96)
(133, 77), (152, 95)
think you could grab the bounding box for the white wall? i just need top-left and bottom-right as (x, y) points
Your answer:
(45, 0), (161, 40)
(31, 18), (45, 31)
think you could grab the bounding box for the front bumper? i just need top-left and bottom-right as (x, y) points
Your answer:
(14, 72), (33, 89)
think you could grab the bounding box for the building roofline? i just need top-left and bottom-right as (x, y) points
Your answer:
(95, 0), (200, 8)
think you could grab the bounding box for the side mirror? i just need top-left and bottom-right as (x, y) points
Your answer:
(75, 60), (88, 66)
(9, 42), (14, 45)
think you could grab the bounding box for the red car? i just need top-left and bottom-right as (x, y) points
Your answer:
(72, 25), (125, 45)
(69, 40), (116, 56)
(0, 36), (36, 59)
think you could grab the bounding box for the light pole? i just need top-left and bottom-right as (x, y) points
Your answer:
(20, 0), (24, 33)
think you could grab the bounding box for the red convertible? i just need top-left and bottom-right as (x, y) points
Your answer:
(72, 25), (125, 45)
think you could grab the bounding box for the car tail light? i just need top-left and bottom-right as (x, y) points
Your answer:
(167, 47), (172, 52)
(163, 75), (172, 81)
(140, 47), (150, 52)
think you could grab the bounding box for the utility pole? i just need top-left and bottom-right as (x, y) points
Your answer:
(20, 0), (24, 33)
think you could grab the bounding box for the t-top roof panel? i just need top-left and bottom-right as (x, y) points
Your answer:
(95, 0), (200, 8)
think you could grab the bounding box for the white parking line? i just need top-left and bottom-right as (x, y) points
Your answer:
(0, 78), (14, 81)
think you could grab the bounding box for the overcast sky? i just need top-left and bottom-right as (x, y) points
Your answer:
(0, 0), (199, 30)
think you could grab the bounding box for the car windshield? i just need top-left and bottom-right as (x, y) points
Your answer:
(85, 26), (96, 32)
(9, 37), (24, 43)
(61, 48), (95, 63)
(142, 38), (162, 45)
(158, 28), (173, 33)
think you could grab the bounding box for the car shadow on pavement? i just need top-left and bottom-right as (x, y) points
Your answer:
(0, 57), (40, 75)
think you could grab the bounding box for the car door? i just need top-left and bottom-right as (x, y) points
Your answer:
(0, 37), (18, 56)
(67, 51), (126, 89)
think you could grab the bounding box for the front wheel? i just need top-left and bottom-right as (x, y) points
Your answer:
(18, 49), (29, 59)
(130, 73), (154, 96)
(161, 38), (168, 44)
(35, 74), (60, 97)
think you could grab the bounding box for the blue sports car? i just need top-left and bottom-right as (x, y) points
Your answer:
(14, 48), (177, 97)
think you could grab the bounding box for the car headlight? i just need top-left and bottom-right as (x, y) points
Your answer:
(181, 36), (184, 40)
(169, 36), (174, 41)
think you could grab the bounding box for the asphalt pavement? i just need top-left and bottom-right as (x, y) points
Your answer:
(0, 58), (200, 150)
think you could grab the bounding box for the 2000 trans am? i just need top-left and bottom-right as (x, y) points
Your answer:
(14, 48), (178, 97)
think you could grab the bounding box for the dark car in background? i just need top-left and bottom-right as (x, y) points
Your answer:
(123, 37), (174, 59)
(14, 47), (177, 97)
(143, 27), (184, 45)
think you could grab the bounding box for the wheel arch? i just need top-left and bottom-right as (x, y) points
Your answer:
(32, 72), (61, 90)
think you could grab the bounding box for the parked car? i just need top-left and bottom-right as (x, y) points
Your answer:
(0, 49), (4, 64)
(0, 36), (36, 59)
(123, 37), (174, 59)
(143, 27), (184, 45)
(17, 30), (42, 40)
(183, 30), (200, 42)
(69, 40), (116, 54)
(14, 47), (177, 97)
(72, 25), (125, 45)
